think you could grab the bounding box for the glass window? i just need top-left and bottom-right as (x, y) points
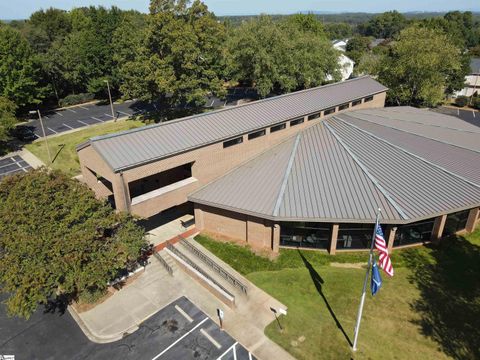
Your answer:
(308, 113), (321, 121)
(338, 103), (349, 111)
(280, 222), (331, 250)
(248, 129), (266, 140)
(223, 136), (243, 148)
(290, 118), (304, 127)
(270, 123), (286, 133)
(364, 95), (374, 102)
(336, 224), (374, 249)
(324, 108), (336, 116)
(352, 99), (362, 106)
(394, 219), (435, 247)
(444, 210), (470, 235)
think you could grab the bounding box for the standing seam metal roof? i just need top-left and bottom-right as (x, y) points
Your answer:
(81, 76), (387, 172)
(189, 107), (480, 223)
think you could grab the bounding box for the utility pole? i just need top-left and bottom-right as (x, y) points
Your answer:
(104, 79), (116, 121)
(30, 110), (52, 164)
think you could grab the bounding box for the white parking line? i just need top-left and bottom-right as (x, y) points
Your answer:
(55, 111), (64, 117)
(151, 317), (208, 360)
(66, 108), (77, 113)
(47, 127), (58, 134)
(200, 328), (221, 349)
(217, 342), (238, 360)
(63, 123), (75, 130)
(473, 110), (476, 118)
(175, 305), (193, 323)
(77, 120), (89, 126)
(91, 117), (104, 123)
(79, 106), (89, 110)
(104, 113), (115, 118)
(117, 110), (131, 116)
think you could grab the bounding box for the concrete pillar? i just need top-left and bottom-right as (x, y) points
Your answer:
(272, 223), (280, 253)
(194, 205), (205, 231)
(431, 214), (447, 241)
(387, 226), (397, 253)
(329, 224), (339, 255)
(112, 172), (130, 212)
(465, 207), (479, 233)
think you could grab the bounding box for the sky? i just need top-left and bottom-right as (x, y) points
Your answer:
(1, 0), (479, 19)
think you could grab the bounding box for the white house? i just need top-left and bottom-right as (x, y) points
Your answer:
(454, 58), (480, 97)
(330, 39), (355, 81)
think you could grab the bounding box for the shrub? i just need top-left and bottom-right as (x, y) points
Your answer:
(59, 93), (95, 107)
(471, 97), (480, 110)
(454, 96), (468, 107)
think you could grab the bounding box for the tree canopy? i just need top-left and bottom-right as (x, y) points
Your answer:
(358, 11), (408, 38)
(0, 97), (17, 144)
(0, 168), (147, 318)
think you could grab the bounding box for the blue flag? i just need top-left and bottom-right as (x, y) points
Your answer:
(371, 260), (382, 296)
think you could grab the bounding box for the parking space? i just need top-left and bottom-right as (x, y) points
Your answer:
(0, 155), (32, 180)
(431, 106), (480, 128)
(0, 295), (255, 360)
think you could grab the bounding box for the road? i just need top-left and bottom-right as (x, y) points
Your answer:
(0, 294), (255, 360)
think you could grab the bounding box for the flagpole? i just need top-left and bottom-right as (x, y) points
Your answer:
(352, 207), (381, 352)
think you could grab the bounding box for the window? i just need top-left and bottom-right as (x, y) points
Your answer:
(352, 99), (362, 106)
(336, 224), (375, 249)
(308, 113), (321, 121)
(248, 129), (266, 140)
(280, 222), (331, 250)
(394, 219), (435, 247)
(324, 108), (336, 116)
(270, 123), (286, 133)
(364, 95), (374, 102)
(338, 103), (349, 111)
(223, 136), (243, 148)
(290, 118), (304, 127)
(444, 210), (470, 235)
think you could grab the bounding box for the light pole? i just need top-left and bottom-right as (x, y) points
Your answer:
(30, 110), (52, 164)
(104, 79), (116, 121)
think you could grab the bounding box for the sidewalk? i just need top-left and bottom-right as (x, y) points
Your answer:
(72, 235), (295, 360)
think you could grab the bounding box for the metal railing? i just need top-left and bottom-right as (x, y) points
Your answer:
(153, 251), (173, 276)
(166, 243), (234, 297)
(179, 238), (248, 295)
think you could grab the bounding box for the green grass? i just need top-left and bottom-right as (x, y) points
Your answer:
(26, 120), (144, 177)
(194, 230), (480, 359)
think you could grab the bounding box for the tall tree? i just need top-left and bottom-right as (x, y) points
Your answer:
(0, 26), (43, 110)
(346, 36), (372, 64)
(361, 25), (465, 107)
(120, 0), (226, 106)
(0, 169), (147, 319)
(0, 97), (17, 144)
(359, 11), (408, 38)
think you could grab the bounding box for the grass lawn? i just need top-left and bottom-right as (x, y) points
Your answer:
(195, 231), (480, 360)
(26, 120), (144, 177)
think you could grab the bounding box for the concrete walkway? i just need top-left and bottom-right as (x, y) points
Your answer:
(73, 236), (295, 360)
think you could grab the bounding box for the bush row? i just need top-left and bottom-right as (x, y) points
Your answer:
(59, 93), (95, 107)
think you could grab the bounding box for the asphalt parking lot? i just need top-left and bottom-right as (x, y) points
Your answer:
(431, 106), (480, 128)
(0, 295), (256, 360)
(0, 155), (32, 180)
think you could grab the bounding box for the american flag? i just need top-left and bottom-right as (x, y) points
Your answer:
(374, 224), (394, 277)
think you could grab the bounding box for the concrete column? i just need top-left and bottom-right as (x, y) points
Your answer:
(387, 226), (397, 253)
(329, 224), (339, 255)
(272, 223), (280, 253)
(465, 207), (479, 233)
(431, 214), (447, 241)
(194, 205), (205, 231)
(112, 172), (130, 212)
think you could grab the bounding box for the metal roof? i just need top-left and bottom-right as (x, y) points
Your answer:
(80, 76), (387, 172)
(189, 107), (480, 224)
(470, 57), (480, 74)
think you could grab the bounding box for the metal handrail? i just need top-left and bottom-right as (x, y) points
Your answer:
(153, 251), (173, 276)
(166, 243), (234, 297)
(179, 238), (248, 295)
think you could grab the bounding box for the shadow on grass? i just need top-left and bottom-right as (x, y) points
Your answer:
(298, 250), (353, 347)
(404, 235), (480, 359)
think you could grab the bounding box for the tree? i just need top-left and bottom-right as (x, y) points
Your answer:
(27, 8), (72, 53)
(0, 169), (148, 318)
(0, 26), (43, 110)
(227, 15), (340, 97)
(120, 0), (226, 106)
(346, 36), (372, 64)
(361, 25), (465, 107)
(0, 97), (17, 143)
(324, 22), (353, 40)
(358, 11), (408, 38)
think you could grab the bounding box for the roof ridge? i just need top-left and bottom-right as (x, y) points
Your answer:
(324, 122), (409, 220)
(357, 108), (480, 134)
(346, 111), (480, 154)
(333, 116), (480, 189)
(272, 133), (302, 217)
(90, 76), (380, 143)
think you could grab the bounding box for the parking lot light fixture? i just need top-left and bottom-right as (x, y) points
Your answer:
(103, 79), (116, 121)
(30, 110), (52, 163)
